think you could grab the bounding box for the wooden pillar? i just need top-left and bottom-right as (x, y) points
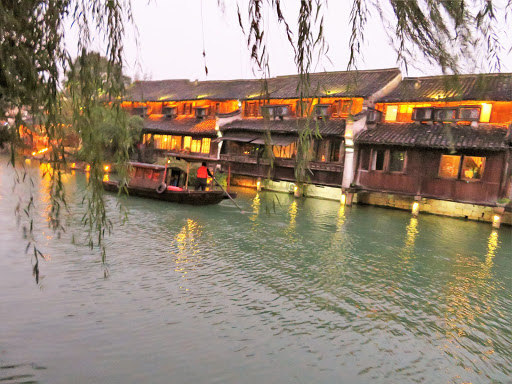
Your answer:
(185, 163), (190, 190)
(227, 164), (231, 192)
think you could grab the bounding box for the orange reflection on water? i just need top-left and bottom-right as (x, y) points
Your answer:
(288, 200), (298, 229)
(336, 204), (346, 231)
(172, 219), (202, 290)
(443, 229), (500, 347)
(250, 193), (260, 222)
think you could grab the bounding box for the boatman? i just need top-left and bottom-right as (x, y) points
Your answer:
(196, 162), (213, 190)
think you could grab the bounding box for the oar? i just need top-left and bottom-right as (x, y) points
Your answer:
(212, 176), (245, 213)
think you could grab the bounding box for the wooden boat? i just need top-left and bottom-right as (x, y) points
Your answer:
(102, 162), (232, 206)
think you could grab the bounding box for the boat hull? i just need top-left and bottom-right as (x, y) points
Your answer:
(103, 181), (227, 206)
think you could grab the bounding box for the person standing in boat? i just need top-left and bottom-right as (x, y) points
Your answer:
(196, 162), (213, 191)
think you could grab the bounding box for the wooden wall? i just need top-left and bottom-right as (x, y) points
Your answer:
(357, 145), (507, 204)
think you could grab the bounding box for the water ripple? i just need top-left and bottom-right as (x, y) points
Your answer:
(0, 163), (511, 383)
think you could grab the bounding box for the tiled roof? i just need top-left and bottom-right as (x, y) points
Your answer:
(125, 68), (401, 102)
(221, 118), (345, 137)
(142, 116), (217, 137)
(378, 73), (512, 102)
(264, 68), (401, 99)
(356, 123), (509, 151)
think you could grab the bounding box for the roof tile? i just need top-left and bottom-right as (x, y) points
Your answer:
(142, 116), (217, 136)
(126, 68), (401, 102)
(356, 123), (509, 151)
(379, 73), (512, 102)
(221, 118), (346, 137)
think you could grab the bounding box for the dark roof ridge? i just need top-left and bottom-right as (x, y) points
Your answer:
(401, 72), (512, 81)
(274, 67), (400, 79)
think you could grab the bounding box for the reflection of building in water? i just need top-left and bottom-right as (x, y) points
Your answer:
(284, 200), (298, 240)
(288, 200), (298, 229)
(172, 219), (202, 289)
(250, 193), (260, 222)
(336, 204), (345, 231)
(443, 229), (500, 345)
(399, 217), (418, 268)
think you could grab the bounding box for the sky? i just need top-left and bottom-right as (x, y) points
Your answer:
(70, 0), (512, 82)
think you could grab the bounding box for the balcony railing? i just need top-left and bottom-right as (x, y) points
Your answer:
(220, 154), (343, 172)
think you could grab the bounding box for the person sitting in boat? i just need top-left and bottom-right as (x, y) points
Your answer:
(196, 162), (213, 191)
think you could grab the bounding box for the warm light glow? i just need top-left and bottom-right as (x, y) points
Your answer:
(385, 105), (398, 121)
(480, 103), (492, 123)
(196, 94), (209, 99)
(412, 202), (420, 215)
(345, 138), (354, 146)
(288, 201), (298, 229)
(103, 174), (109, 182)
(163, 137), (168, 142)
(256, 181), (261, 188)
(493, 215), (501, 224)
(71, 162), (76, 168)
(104, 165), (110, 172)
(158, 94), (174, 100)
(85, 165), (90, 172)
(340, 194), (346, 205)
(33, 147), (49, 156)
(237, 100), (242, 108)
(293, 186), (298, 193)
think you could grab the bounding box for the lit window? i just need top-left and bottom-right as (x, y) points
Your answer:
(389, 151), (406, 172)
(461, 156), (485, 180)
(171, 136), (182, 150)
(201, 138), (211, 154)
(372, 149), (386, 170)
(480, 103), (492, 123)
(183, 136), (192, 151)
(438, 155), (461, 178)
(191, 139), (202, 153)
(273, 143), (296, 159)
(385, 105), (398, 121)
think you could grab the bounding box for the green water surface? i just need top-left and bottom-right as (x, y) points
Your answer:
(0, 161), (511, 383)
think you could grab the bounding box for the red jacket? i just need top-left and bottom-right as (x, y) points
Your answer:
(197, 166), (209, 179)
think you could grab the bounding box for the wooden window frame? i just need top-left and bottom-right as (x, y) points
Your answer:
(438, 154), (486, 181)
(388, 150), (408, 173)
(371, 149), (387, 171)
(368, 148), (408, 173)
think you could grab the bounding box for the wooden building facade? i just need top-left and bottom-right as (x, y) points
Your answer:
(354, 73), (512, 222)
(218, 68), (402, 193)
(122, 79), (259, 161)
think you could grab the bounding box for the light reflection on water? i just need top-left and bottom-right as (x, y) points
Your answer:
(0, 161), (511, 384)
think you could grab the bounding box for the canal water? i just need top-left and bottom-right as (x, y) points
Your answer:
(0, 161), (511, 384)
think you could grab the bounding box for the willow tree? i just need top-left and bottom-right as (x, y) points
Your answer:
(0, 0), (509, 274)
(0, 1), (133, 277)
